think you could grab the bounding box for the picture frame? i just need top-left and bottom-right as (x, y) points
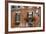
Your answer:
(5, 1), (45, 34)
